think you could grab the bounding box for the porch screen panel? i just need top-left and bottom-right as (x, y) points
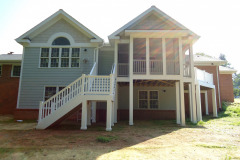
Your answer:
(118, 44), (129, 76)
(149, 38), (163, 74)
(133, 38), (146, 74)
(166, 38), (179, 75)
(182, 44), (191, 77)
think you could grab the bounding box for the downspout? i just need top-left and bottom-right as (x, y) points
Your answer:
(216, 66), (221, 109)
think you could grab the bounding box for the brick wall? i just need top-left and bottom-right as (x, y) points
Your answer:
(0, 65), (19, 114)
(219, 74), (234, 102)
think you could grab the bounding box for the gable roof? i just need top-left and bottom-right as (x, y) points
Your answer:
(219, 66), (237, 74)
(108, 6), (199, 40)
(193, 54), (226, 66)
(16, 9), (103, 45)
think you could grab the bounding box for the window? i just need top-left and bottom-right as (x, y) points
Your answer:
(52, 37), (70, 45)
(0, 65), (2, 77)
(71, 48), (80, 67)
(44, 86), (65, 101)
(139, 90), (159, 109)
(12, 65), (21, 77)
(40, 48), (49, 67)
(40, 48), (80, 68)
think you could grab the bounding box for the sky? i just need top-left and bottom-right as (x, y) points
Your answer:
(0, 0), (240, 72)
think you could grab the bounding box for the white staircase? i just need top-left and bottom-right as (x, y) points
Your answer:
(36, 63), (116, 129)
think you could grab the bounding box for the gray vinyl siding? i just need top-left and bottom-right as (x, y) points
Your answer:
(98, 50), (114, 75)
(118, 85), (176, 110)
(18, 47), (95, 109)
(31, 19), (91, 43)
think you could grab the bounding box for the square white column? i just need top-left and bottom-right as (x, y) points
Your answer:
(175, 81), (180, 124)
(106, 100), (112, 131)
(81, 100), (87, 130)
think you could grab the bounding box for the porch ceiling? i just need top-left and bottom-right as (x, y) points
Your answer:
(118, 80), (177, 87)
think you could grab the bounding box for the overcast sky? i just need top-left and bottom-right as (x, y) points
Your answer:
(0, 0), (240, 72)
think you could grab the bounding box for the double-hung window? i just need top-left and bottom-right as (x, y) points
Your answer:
(61, 48), (70, 67)
(71, 48), (80, 67)
(12, 65), (21, 77)
(40, 48), (49, 67)
(51, 48), (60, 67)
(139, 90), (159, 109)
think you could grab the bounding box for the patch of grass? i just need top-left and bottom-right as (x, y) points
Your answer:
(197, 121), (205, 126)
(196, 144), (227, 149)
(96, 136), (118, 143)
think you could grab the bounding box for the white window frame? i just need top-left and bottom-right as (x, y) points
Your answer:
(138, 90), (159, 109)
(43, 86), (66, 101)
(11, 65), (21, 77)
(39, 47), (80, 68)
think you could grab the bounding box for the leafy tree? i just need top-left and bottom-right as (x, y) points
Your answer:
(219, 53), (231, 67)
(196, 52), (212, 58)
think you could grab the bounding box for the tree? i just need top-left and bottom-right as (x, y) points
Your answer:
(219, 53), (231, 68)
(196, 52), (212, 58)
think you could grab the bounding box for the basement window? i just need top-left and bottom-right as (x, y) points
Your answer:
(139, 90), (159, 109)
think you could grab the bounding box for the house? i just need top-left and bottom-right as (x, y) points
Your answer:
(0, 53), (22, 114)
(10, 6), (235, 131)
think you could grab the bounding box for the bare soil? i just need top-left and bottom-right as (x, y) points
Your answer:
(0, 107), (239, 160)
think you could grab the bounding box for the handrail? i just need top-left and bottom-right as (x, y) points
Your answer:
(195, 67), (213, 85)
(89, 62), (97, 75)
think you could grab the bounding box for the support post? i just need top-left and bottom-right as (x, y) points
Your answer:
(188, 83), (193, 122)
(129, 79), (134, 125)
(196, 84), (202, 121)
(91, 101), (96, 123)
(212, 88), (218, 117)
(175, 81), (180, 124)
(204, 91), (209, 115)
(81, 100), (87, 130)
(129, 35), (134, 126)
(87, 101), (91, 126)
(111, 101), (114, 126)
(106, 100), (112, 131)
(38, 101), (43, 123)
(191, 83), (197, 123)
(114, 83), (118, 123)
(180, 81), (185, 126)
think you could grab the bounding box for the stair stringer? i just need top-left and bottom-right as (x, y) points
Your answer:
(36, 94), (84, 129)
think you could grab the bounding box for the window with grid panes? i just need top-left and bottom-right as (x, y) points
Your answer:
(61, 48), (70, 67)
(40, 48), (49, 67)
(51, 48), (59, 67)
(12, 65), (21, 77)
(139, 90), (159, 109)
(71, 48), (80, 67)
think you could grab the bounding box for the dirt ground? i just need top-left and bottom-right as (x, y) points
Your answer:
(0, 103), (240, 160)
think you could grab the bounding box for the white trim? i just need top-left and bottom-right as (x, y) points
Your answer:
(11, 64), (21, 77)
(43, 85), (66, 101)
(47, 32), (75, 46)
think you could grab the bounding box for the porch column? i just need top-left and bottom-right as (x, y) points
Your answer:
(179, 38), (183, 76)
(196, 84), (202, 121)
(191, 82), (197, 123)
(188, 83), (193, 122)
(81, 100), (87, 130)
(204, 91), (209, 115)
(106, 100), (112, 131)
(87, 101), (91, 126)
(212, 88), (218, 117)
(129, 79), (134, 125)
(129, 35), (134, 125)
(91, 101), (96, 123)
(114, 83), (118, 123)
(175, 81), (180, 124)
(111, 101), (114, 126)
(180, 81), (185, 126)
